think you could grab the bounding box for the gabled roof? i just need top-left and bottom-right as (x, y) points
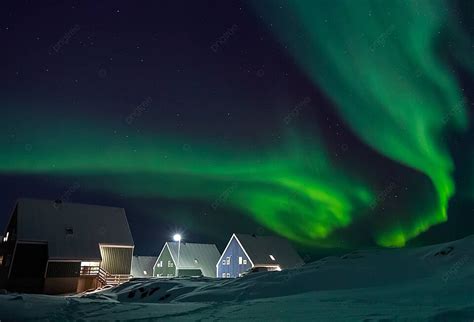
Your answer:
(231, 234), (304, 269)
(163, 242), (220, 277)
(11, 198), (134, 260)
(131, 256), (157, 277)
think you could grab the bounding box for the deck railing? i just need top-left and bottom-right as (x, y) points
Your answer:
(80, 265), (100, 276)
(98, 267), (131, 286)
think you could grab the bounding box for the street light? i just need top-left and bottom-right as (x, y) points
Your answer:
(173, 234), (182, 275)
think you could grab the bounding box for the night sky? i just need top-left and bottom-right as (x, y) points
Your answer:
(0, 0), (472, 257)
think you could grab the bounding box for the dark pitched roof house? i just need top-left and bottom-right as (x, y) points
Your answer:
(131, 256), (157, 278)
(0, 198), (134, 294)
(153, 242), (220, 278)
(216, 233), (304, 278)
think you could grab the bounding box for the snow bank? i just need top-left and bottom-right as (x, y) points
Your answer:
(0, 235), (472, 321)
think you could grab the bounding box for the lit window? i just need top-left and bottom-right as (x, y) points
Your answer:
(238, 273), (242, 277)
(168, 261), (174, 267)
(143, 270), (148, 275)
(226, 273), (230, 278)
(0, 255), (3, 265)
(222, 273), (226, 278)
(238, 257), (242, 265)
(81, 261), (100, 267)
(194, 258), (199, 264)
(2, 232), (9, 242)
(269, 255), (275, 261)
(222, 260), (226, 265)
(157, 261), (163, 267)
(226, 257), (231, 265)
(243, 259), (247, 265)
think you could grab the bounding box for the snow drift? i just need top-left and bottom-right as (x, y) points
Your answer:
(0, 235), (473, 321)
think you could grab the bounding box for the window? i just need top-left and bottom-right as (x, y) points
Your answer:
(157, 261), (163, 268)
(194, 258), (199, 264)
(222, 259), (226, 265)
(243, 259), (247, 265)
(226, 257), (231, 265)
(0, 255), (3, 266)
(269, 255), (276, 261)
(65, 227), (74, 235)
(226, 273), (230, 278)
(2, 232), (9, 242)
(143, 270), (148, 275)
(238, 257), (243, 265)
(157, 273), (162, 277)
(222, 273), (226, 278)
(81, 261), (100, 267)
(168, 261), (174, 267)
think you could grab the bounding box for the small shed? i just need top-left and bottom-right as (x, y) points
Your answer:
(0, 198), (134, 294)
(216, 233), (304, 278)
(153, 242), (220, 278)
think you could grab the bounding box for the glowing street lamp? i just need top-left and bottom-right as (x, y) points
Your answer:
(173, 233), (182, 273)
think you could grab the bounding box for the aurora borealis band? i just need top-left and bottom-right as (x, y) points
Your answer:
(0, 0), (472, 252)
(250, 0), (473, 246)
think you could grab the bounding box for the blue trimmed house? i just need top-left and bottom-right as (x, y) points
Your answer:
(216, 234), (304, 278)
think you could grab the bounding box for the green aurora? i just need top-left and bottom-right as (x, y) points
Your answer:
(0, 113), (373, 246)
(0, 0), (471, 248)
(250, 0), (471, 246)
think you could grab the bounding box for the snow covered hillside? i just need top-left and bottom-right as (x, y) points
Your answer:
(0, 235), (473, 321)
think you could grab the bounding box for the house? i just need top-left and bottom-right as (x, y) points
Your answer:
(0, 198), (134, 294)
(216, 234), (304, 278)
(131, 256), (157, 278)
(153, 242), (220, 278)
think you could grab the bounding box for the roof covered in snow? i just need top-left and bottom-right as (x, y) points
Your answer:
(164, 242), (220, 277)
(12, 198), (134, 260)
(131, 256), (157, 277)
(234, 234), (304, 268)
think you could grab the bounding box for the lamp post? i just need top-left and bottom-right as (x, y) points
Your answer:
(173, 234), (182, 276)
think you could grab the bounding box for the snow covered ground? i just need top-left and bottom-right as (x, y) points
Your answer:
(0, 235), (473, 321)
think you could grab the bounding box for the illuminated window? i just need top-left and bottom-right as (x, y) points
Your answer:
(226, 273), (230, 278)
(143, 270), (148, 275)
(3, 232), (9, 242)
(157, 261), (163, 267)
(269, 255), (276, 261)
(168, 261), (174, 267)
(238, 257), (243, 265)
(194, 258), (199, 264)
(222, 259), (226, 265)
(81, 261), (100, 267)
(226, 257), (231, 265)
(243, 259), (247, 265)
(222, 273), (226, 278)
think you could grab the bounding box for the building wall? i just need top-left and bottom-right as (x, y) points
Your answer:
(77, 276), (99, 293)
(99, 246), (133, 275)
(8, 242), (48, 293)
(217, 236), (252, 278)
(178, 268), (202, 277)
(46, 261), (81, 278)
(44, 277), (78, 294)
(153, 245), (176, 277)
